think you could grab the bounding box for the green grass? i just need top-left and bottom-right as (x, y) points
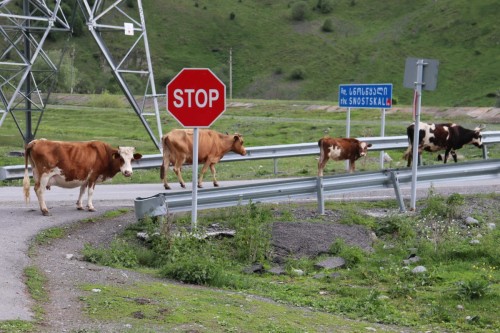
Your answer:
(33, 0), (500, 107)
(2, 98), (499, 188)
(75, 193), (500, 332)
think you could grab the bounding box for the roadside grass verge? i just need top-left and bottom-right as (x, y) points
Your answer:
(79, 192), (500, 332)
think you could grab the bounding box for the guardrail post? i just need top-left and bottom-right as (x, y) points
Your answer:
(273, 158), (278, 174)
(316, 176), (325, 215)
(482, 145), (488, 160)
(390, 171), (406, 213)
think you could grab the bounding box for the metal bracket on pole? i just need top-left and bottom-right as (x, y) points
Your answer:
(389, 171), (406, 213)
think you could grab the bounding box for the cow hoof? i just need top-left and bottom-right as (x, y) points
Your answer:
(77, 207), (84, 210)
(164, 185), (171, 190)
(42, 210), (51, 216)
(213, 183), (219, 187)
(88, 208), (96, 212)
(198, 184), (203, 188)
(180, 183), (186, 189)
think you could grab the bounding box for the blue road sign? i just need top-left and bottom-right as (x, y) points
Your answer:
(339, 83), (393, 109)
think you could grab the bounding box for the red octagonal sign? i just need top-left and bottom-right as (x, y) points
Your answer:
(166, 68), (226, 128)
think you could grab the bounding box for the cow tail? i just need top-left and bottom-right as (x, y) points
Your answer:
(23, 143), (31, 204)
(160, 160), (165, 180)
(160, 136), (169, 180)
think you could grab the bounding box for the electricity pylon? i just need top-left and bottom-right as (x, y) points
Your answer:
(0, 0), (162, 149)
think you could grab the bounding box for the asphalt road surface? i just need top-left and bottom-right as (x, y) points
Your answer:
(0, 178), (498, 321)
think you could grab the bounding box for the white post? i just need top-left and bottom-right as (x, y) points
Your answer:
(410, 59), (425, 210)
(191, 127), (199, 229)
(379, 108), (386, 169)
(345, 107), (351, 171)
(229, 47), (232, 100)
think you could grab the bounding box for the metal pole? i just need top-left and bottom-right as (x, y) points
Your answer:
(379, 108), (386, 169)
(316, 176), (325, 215)
(229, 47), (232, 100)
(138, 0), (163, 145)
(345, 107), (351, 171)
(191, 127), (199, 229)
(24, 0), (33, 145)
(410, 59), (425, 210)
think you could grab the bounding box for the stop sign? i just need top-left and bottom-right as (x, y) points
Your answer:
(166, 68), (226, 128)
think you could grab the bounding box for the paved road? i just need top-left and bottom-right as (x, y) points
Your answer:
(0, 178), (498, 321)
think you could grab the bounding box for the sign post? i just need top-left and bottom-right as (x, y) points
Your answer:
(338, 83), (393, 169)
(403, 58), (439, 211)
(166, 68), (226, 229)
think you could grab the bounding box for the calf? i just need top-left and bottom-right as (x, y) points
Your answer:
(317, 137), (372, 176)
(23, 139), (142, 216)
(403, 122), (484, 167)
(160, 129), (247, 189)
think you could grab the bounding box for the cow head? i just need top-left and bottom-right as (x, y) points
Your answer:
(359, 142), (372, 157)
(471, 124), (486, 148)
(232, 133), (247, 156)
(113, 146), (142, 177)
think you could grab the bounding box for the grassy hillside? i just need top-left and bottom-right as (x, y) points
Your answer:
(61, 0), (500, 107)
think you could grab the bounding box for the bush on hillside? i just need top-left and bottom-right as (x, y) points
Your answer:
(316, 0), (334, 14)
(322, 18), (334, 32)
(291, 1), (308, 21)
(289, 66), (306, 80)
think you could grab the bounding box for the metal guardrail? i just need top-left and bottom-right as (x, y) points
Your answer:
(2, 131), (500, 180)
(134, 158), (500, 218)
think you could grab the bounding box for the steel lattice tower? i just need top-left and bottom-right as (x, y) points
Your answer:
(0, 0), (162, 149)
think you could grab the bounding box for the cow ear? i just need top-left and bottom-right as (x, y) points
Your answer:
(133, 153), (143, 160)
(367, 144), (373, 148)
(233, 134), (240, 142)
(475, 124), (486, 132)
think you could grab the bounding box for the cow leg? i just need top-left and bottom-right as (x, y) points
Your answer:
(317, 157), (329, 177)
(198, 162), (210, 188)
(76, 184), (86, 210)
(210, 164), (219, 187)
(173, 161), (186, 188)
(349, 160), (355, 173)
(35, 173), (50, 216)
(86, 183), (96, 212)
(450, 149), (458, 163)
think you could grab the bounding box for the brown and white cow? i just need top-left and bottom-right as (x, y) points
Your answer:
(403, 122), (484, 167)
(23, 139), (142, 216)
(317, 137), (372, 176)
(160, 129), (247, 189)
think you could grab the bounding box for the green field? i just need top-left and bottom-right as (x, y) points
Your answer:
(1, 98), (499, 187)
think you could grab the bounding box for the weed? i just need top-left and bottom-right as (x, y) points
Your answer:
(329, 238), (365, 268)
(231, 202), (272, 264)
(456, 278), (490, 300)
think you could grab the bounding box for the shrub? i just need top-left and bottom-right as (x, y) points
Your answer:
(456, 278), (490, 300)
(375, 214), (415, 240)
(316, 0), (334, 14)
(232, 202), (272, 263)
(160, 255), (226, 286)
(291, 1), (308, 21)
(321, 18), (334, 32)
(329, 238), (365, 268)
(289, 66), (306, 80)
(89, 91), (127, 108)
